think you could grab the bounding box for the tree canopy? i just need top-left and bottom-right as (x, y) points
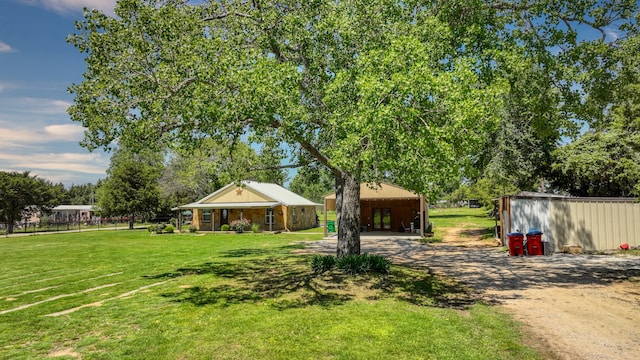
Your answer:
(551, 130), (640, 196)
(159, 139), (287, 207)
(60, 182), (101, 205)
(96, 147), (163, 229)
(0, 171), (60, 234)
(289, 163), (334, 204)
(550, 33), (640, 197)
(68, 0), (638, 255)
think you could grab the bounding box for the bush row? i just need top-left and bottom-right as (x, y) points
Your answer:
(147, 224), (175, 234)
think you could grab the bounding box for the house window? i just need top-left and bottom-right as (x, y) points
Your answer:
(292, 207), (298, 224)
(265, 208), (275, 225)
(203, 209), (211, 222)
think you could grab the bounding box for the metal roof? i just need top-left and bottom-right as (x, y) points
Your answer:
(324, 182), (420, 200)
(177, 202), (280, 209)
(52, 205), (95, 211)
(243, 181), (320, 206)
(177, 180), (320, 209)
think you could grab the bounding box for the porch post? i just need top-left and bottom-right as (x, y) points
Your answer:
(323, 197), (328, 237)
(419, 195), (425, 237)
(212, 208), (215, 234)
(424, 197), (429, 235)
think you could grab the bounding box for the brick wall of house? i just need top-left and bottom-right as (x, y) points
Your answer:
(190, 205), (317, 232)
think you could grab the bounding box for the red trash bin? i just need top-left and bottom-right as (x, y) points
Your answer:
(526, 229), (543, 256)
(507, 232), (524, 256)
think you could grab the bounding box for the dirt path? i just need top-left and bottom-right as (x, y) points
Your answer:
(438, 224), (639, 360)
(441, 224), (499, 248)
(303, 229), (640, 360)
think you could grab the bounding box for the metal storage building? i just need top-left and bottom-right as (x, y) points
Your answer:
(499, 192), (640, 252)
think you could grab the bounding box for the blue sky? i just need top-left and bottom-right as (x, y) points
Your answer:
(0, 0), (117, 187)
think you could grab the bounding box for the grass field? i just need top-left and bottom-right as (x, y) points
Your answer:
(1, 227), (540, 359)
(429, 207), (496, 229)
(428, 207), (497, 242)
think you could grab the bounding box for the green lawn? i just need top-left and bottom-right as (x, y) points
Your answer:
(1, 230), (539, 359)
(427, 207), (498, 241)
(429, 207), (496, 229)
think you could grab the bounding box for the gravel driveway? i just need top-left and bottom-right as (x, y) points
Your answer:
(302, 235), (640, 360)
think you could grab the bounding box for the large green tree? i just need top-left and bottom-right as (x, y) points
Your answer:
(68, 0), (637, 255)
(551, 130), (640, 196)
(96, 148), (163, 229)
(0, 171), (60, 234)
(550, 33), (640, 196)
(289, 163), (334, 204)
(61, 181), (102, 205)
(159, 139), (286, 207)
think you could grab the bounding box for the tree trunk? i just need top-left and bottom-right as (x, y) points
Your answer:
(335, 173), (361, 257)
(7, 222), (14, 234)
(129, 215), (134, 230)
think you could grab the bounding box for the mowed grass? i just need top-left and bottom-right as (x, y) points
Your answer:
(0, 230), (540, 359)
(428, 207), (498, 241)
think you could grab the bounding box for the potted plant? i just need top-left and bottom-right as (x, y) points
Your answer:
(230, 218), (251, 233)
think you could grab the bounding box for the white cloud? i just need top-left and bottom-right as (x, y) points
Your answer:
(2, 97), (73, 115)
(604, 28), (620, 42)
(0, 123), (85, 145)
(18, 0), (117, 16)
(0, 40), (15, 53)
(0, 150), (109, 186)
(0, 152), (108, 175)
(44, 124), (85, 138)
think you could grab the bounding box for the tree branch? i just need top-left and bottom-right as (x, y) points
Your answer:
(249, 162), (309, 172)
(203, 12), (254, 21)
(270, 120), (342, 177)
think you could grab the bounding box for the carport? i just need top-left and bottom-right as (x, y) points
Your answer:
(323, 182), (428, 237)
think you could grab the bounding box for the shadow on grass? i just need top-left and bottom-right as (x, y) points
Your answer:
(151, 252), (478, 310)
(220, 244), (306, 258)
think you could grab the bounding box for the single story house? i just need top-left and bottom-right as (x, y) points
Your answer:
(323, 182), (428, 236)
(499, 192), (640, 251)
(176, 181), (320, 232)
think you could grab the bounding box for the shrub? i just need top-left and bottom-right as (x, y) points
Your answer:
(336, 254), (367, 275)
(221, 224), (230, 231)
(310, 254), (336, 274)
(164, 225), (175, 233)
(148, 223), (166, 234)
(251, 224), (260, 233)
(230, 218), (251, 232)
(188, 225), (198, 233)
(367, 254), (392, 273)
(336, 253), (391, 275)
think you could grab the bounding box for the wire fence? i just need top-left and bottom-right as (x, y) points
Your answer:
(0, 217), (144, 235)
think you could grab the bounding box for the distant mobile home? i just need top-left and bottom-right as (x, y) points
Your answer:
(51, 205), (97, 223)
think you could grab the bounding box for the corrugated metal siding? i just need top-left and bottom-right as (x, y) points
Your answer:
(551, 199), (640, 251)
(510, 198), (553, 243)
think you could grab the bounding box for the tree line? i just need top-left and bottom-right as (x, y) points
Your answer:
(0, 139), (290, 233)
